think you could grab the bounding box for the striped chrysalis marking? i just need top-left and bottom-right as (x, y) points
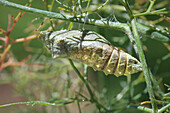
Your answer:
(39, 30), (142, 77)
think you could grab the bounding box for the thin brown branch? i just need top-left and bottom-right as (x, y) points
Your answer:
(163, 16), (170, 23)
(7, 14), (11, 31)
(0, 55), (44, 72)
(0, 34), (38, 49)
(0, 61), (45, 72)
(13, 34), (38, 43)
(0, 37), (5, 41)
(8, 11), (25, 36)
(0, 28), (7, 34)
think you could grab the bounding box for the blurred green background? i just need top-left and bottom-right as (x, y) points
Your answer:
(0, 0), (169, 113)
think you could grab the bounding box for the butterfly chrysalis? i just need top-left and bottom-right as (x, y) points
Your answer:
(39, 30), (142, 77)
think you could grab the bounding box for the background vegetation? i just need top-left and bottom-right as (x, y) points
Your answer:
(0, 0), (169, 113)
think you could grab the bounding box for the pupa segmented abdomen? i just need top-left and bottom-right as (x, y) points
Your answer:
(39, 30), (142, 77)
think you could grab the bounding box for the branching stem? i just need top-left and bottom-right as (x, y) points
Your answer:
(68, 59), (108, 112)
(121, 0), (159, 112)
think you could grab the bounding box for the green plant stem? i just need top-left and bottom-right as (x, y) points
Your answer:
(94, 0), (111, 12)
(158, 103), (170, 113)
(137, 106), (152, 113)
(85, 0), (91, 13)
(131, 103), (170, 113)
(127, 75), (133, 103)
(0, 0), (169, 43)
(147, 0), (156, 12)
(0, 1), (128, 30)
(77, 101), (82, 113)
(78, 0), (83, 15)
(149, 70), (164, 97)
(120, 0), (158, 112)
(119, 0), (133, 19)
(0, 99), (86, 108)
(68, 59), (108, 112)
(68, 59), (93, 98)
(134, 0), (168, 17)
(55, 0), (72, 10)
(131, 18), (158, 113)
(49, 0), (55, 12)
(134, 8), (167, 17)
(42, 0), (55, 31)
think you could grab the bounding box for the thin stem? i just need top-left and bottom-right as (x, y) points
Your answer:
(8, 7), (27, 37)
(0, 0), (168, 42)
(149, 70), (164, 97)
(131, 18), (158, 113)
(134, 8), (167, 17)
(55, 0), (72, 10)
(85, 0), (91, 13)
(0, 0), (128, 31)
(158, 103), (170, 113)
(120, 0), (158, 112)
(0, 99), (87, 108)
(127, 75), (133, 103)
(134, 0), (168, 17)
(71, 0), (75, 16)
(42, 0), (55, 31)
(68, 59), (93, 98)
(15, 0), (32, 20)
(0, 34), (38, 49)
(68, 59), (108, 112)
(120, 0), (133, 19)
(7, 14), (11, 31)
(49, 0), (55, 12)
(77, 101), (82, 113)
(137, 106), (152, 113)
(83, 64), (88, 77)
(0, 28), (7, 34)
(94, 0), (111, 12)
(147, 0), (156, 12)
(0, 44), (11, 61)
(78, 0), (83, 15)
